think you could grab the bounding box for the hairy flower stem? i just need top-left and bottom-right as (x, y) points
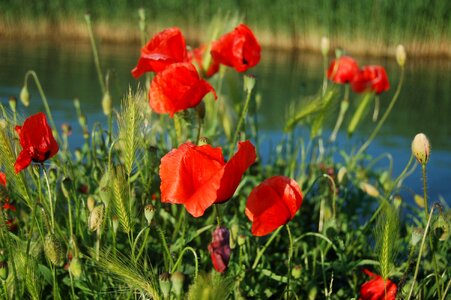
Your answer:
(406, 204), (436, 300)
(285, 225), (293, 299)
(353, 67), (405, 162)
(422, 164), (443, 298)
(42, 166), (55, 232)
(329, 85), (349, 142)
(23, 71), (61, 143)
(173, 114), (183, 146)
(84, 14), (106, 94)
(230, 79), (253, 154)
(252, 226), (282, 269)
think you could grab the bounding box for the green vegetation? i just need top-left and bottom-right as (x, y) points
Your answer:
(0, 0), (450, 56)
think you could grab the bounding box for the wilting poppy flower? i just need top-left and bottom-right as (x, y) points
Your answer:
(245, 176), (303, 236)
(208, 227), (231, 273)
(0, 172), (5, 186)
(149, 62), (217, 117)
(359, 269), (397, 300)
(327, 56), (359, 84)
(14, 112), (59, 173)
(351, 65), (390, 94)
(160, 140), (256, 217)
(189, 44), (220, 78)
(131, 27), (188, 78)
(211, 24), (261, 72)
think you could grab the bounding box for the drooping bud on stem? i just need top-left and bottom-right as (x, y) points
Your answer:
(8, 96), (17, 112)
(20, 85), (30, 107)
(144, 204), (155, 225)
(411, 133), (430, 165)
(396, 45), (406, 67)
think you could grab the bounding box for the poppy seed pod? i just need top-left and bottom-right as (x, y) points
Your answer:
(243, 75), (256, 94)
(411, 133), (430, 165)
(144, 204), (156, 225)
(19, 85), (30, 107)
(44, 234), (66, 267)
(411, 228), (423, 246)
(159, 272), (171, 298)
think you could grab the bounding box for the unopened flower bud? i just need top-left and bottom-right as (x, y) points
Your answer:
(243, 75), (256, 94)
(321, 37), (330, 56)
(359, 182), (380, 198)
(237, 234), (246, 247)
(433, 215), (449, 241)
(144, 204), (155, 225)
(412, 133), (430, 165)
(44, 234), (66, 267)
(393, 194), (403, 209)
(19, 85), (30, 107)
(74, 148), (82, 162)
(171, 271), (184, 297)
(101, 91), (112, 116)
(69, 257), (82, 278)
(291, 265), (302, 279)
(88, 204), (104, 232)
(396, 45), (406, 67)
(8, 96), (17, 112)
(208, 227), (231, 273)
(159, 272), (171, 298)
(112, 216), (119, 234)
(337, 166), (347, 184)
(411, 227), (423, 246)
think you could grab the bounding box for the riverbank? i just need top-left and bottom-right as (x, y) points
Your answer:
(1, 0), (450, 58)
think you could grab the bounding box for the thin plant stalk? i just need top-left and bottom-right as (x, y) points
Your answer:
(406, 204), (436, 300)
(285, 224), (293, 299)
(230, 77), (254, 154)
(84, 14), (106, 94)
(252, 226), (282, 269)
(329, 85), (349, 142)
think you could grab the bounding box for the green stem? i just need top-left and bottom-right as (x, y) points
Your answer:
(329, 85), (349, 142)
(354, 67), (405, 161)
(171, 246), (199, 280)
(132, 226), (150, 263)
(406, 204), (436, 300)
(230, 81), (253, 154)
(422, 164), (442, 298)
(252, 226), (282, 269)
(84, 14), (106, 94)
(285, 225), (293, 299)
(42, 166), (55, 231)
(173, 114), (183, 146)
(24, 71), (60, 143)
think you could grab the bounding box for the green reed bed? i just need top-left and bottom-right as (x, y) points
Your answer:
(0, 13), (449, 300)
(0, 0), (450, 56)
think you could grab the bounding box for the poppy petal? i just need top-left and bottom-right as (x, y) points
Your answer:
(0, 172), (5, 186)
(216, 140), (256, 203)
(14, 150), (32, 173)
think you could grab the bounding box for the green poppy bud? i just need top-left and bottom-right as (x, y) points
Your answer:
(171, 271), (184, 297)
(20, 85), (30, 107)
(8, 96), (17, 112)
(396, 45), (406, 67)
(291, 265), (302, 279)
(69, 257), (82, 278)
(411, 133), (430, 165)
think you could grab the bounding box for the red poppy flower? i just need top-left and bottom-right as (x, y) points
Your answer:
(2, 201), (16, 212)
(245, 176), (303, 236)
(131, 27), (188, 78)
(211, 24), (261, 72)
(149, 62), (217, 117)
(160, 140), (256, 217)
(14, 112), (59, 173)
(351, 65), (390, 94)
(359, 269), (397, 300)
(189, 44), (220, 78)
(327, 56), (359, 84)
(0, 172), (5, 186)
(208, 227), (231, 273)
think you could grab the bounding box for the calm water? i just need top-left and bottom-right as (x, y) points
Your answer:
(0, 40), (450, 204)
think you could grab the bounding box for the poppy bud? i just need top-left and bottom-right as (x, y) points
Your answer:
(321, 37), (330, 56)
(171, 271), (184, 297)
(433, 215), (449, 241)
(292, 265), (302, 279)
(207, 227), (231, 273)
(159, 272), (171, 298)
(44, 234), (66, 267)
(411, 133), (430, 165)
(88, 204), (104, 232)
(393, 194), (403, 210)
(101, 91), (112, 116)
(74, 148), (82, 162)
(396, 45), (406, 67)
(19, 85), (30, 107)
(237, 234), (246, 247)
(8, 96), (17, 112)
(411, 227), (423, 246)
(69, 257), (82, 278)
(87, 196), (95, 212)
(337, 166), (347, 184)
(243, 75), (256, 94)
(359, 182), (380, 198)
(144, 204), (155, 225)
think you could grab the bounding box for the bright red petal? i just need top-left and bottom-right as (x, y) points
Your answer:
(215, 140), (256, 203)
(0, 172), (5, 186)
(14, 150), (32, 173)
(327, 56), (359, 84)
(149, 63), (216, 117)
(360, 269), (397, 300)
(159, 142), (224, 217)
